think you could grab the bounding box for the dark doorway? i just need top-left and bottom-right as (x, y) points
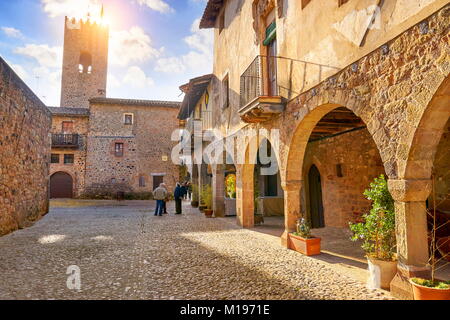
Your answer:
(50, 172), (73, 198)
(153, 176), (164, 190)
(308, 165), (325, 228)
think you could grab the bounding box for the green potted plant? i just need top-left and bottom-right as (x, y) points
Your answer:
(191, 184), (199, 208)
(410, 176), (450, 300)
(201, 184), (213, 217)
(349, 174), (397, 290)
(288, 218), (321, 256)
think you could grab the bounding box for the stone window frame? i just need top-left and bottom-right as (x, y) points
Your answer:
(64, 154), (74, 165)
(139, 175), (146, 188)
(114, 142), (124, 157)
(123, 113), (134, 125)
(51, 154), (60, 164)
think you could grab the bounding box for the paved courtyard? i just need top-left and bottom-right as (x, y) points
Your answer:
(0, 200), (391, 300)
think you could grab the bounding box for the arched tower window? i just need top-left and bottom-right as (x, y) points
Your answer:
(79, 51), (92, 74)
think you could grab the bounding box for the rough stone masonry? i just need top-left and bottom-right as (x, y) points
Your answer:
(0, 57), (52, 236)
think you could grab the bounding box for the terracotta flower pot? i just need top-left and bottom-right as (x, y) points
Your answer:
(288, 233), (321, 256)
(367, 258), (397, 290)
(410, 279), (450, 300)
(191, 201), (199, 208)
(204, 209), (213, 218)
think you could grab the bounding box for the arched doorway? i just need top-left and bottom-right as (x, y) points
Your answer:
(308, 165), (324, 229)
(50, 172), (73, 198)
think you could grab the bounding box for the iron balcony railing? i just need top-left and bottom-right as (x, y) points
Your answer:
(52, 134), (80, 148)
(240, 55), (279, 108)
(240, 55), (342, 108)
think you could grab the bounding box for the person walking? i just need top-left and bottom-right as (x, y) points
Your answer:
(161, 183), (169, 214)
(187, 182), (192, 201)
(153, 183), (167, 216)
(180, 182), (187, 201)
(174, 183), (183, 215)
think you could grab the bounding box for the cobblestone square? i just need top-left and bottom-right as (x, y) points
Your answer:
(0, 200), (391, 300)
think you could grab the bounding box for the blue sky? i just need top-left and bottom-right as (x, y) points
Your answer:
(0, 0), (212, 106)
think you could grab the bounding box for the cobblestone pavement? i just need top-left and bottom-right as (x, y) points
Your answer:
(0, 200), (392, 300)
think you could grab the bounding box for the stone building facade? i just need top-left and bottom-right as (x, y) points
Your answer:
(192, 0), (449, 299)
(0, 57), (52, 236)
(49, 17), (181, 198)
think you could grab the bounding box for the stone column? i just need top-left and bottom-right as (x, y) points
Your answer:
(388, 179), (432, 300)
(236, 164), (254, 228)
(212, 165), (225, 217)
(281, 180), (303, 248)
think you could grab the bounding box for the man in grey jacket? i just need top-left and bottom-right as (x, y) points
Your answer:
(153, 183), (168, 216)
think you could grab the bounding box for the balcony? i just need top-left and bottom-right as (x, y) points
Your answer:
(52, 134), (80, 149)
(239, 55), (286, 123)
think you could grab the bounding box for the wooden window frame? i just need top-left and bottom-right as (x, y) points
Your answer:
(51, 154), (60, 164)
(64, 154), (74, 164)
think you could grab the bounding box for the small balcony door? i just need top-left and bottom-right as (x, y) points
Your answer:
(266, 34), (278, 96)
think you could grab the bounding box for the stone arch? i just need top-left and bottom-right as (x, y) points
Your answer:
(280, 100), (386, 245)
(284, 100), (382, 185)
(79, 51), (92, 74)
(236, 132), (281, 228)
(403, 74), (450, 181)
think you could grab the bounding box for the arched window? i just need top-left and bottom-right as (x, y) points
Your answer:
(79, 51), (92, 74)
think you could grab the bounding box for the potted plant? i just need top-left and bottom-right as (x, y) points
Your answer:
(288, 218), (321, 256)
(410, 175), (450, 300)
(191, 184), (199, 208)
(201, 184), (213, 218)
(349, 175), (397, 290)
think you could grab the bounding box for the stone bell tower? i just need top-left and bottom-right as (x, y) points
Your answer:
(60, 16), (109, 108)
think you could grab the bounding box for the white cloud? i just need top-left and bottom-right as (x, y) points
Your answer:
(155, 57), (186, 73)
(14, 44), (62, 69)
(110, 27), (162, 67)
(41, 0), (102, 19)
(1, 27), (24, 39)
(137, 0), (174, 14)
(122, 66), (154, 88)
(155, 18), (213, 75)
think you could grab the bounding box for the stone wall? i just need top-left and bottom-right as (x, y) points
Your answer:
(432, 117), (450, 212)
(49, 114), (89, 197)
(303, 128), (385, 228)
(0, 57), (51, 236)
(84, 101), (180, 197)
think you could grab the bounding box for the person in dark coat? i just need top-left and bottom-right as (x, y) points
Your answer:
(180, 183), (187, 200)
(174, 183), (183, 215)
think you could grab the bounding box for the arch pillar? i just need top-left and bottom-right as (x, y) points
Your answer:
(281, 180), (303, 248)
(236, 163), (254, 228)
(212, 164), (225, 217)
(388, 178), (432, 299)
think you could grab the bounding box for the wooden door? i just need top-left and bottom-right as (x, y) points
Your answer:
(308, 165), (325, 228)
(153, 176), (164, 190)
(50, 172), (73, 198)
